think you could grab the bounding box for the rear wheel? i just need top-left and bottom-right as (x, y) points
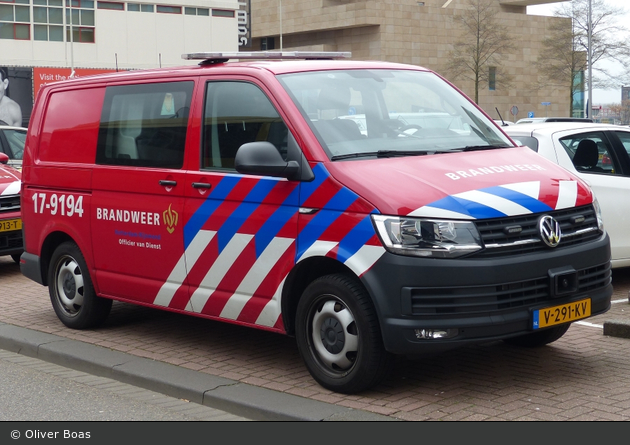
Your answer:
(48, 241), (112, 329)
(295, 273), (394, 394)
(503, 324), (571, 347)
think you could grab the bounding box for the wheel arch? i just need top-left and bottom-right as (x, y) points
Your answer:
(38, 231), (81, 287)
(281, 256), (365, 336)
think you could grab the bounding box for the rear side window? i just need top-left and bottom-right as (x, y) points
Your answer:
(96, 81), (193, 168)
(513, 136), (539, 152)
(614, 131), (630, 158)
(559, 132), (619, 175)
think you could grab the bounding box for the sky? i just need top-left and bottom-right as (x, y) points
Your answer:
(526, 0), (629, 105)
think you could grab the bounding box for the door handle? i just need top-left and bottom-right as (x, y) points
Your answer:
(159, 180), (177, 187)
(192, 182), (212, 189)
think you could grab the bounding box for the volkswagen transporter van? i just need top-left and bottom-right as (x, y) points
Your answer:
(20, 52), (612, 393)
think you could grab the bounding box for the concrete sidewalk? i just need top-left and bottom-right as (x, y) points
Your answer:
(0, 322), (394, 422)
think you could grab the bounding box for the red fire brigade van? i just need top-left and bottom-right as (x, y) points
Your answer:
(20, 52), (612, 393)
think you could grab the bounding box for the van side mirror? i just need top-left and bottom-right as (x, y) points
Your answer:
(235, 141), (302, 180)
(0, 153), (9, 164)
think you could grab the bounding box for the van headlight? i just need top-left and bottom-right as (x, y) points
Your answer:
(371, 215), (482, 258)
(592, 196), (604, 231)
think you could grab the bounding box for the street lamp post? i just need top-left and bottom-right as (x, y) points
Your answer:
(279, 0), (283, 51)
(68, 0), (75, 78)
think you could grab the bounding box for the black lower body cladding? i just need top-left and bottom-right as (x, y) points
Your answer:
(362, 233), (613, 355)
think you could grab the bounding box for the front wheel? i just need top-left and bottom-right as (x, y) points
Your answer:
(48, 241), (112, 329)
(503, 324), (571, 347)
(295, 274), (394, 394)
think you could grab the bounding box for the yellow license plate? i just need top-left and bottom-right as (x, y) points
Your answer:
(533, 298), (591, 329)
(0, 218), (22, 233)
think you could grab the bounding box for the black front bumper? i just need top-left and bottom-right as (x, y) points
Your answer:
(0, 229), (23, 258)
(361, 233), (613, 355)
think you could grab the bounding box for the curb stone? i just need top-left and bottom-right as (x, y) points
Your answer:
(0, 322), (398, 421)
(603, 319), (630, 339)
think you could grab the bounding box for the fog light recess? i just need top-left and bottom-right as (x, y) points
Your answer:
(414, 328), (458, 340)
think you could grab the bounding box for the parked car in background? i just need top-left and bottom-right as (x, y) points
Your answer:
(0, 124), (27, 171)
(0, 152), (22, 263)
(515, 117), (593, 125)
(504, 122), (630, 268)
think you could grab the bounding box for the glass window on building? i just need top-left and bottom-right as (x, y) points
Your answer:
(184, 7), (209, 16)
(261, 37), (274, 51)
(489, 66), (496, 91)
(156, 5), (180, 14)
(97, 1), (124, 10)
(0, 0), (30, 40)
(32, 0), (63, 41)
(65, 0), (95, 42)
(212, 9), (234, 17)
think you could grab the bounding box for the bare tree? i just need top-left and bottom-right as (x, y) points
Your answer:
(611, 100), (630, 125)
(536, 0), (630, 112)
(444, 0), (515, 104)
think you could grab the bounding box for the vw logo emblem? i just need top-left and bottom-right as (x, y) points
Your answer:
(539, 215), (562, 247)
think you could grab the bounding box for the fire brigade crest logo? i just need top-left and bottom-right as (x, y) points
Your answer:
(163, 204), (178, 234)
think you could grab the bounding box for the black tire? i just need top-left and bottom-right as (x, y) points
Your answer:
(503, 323), (571, 347)
(48, 241), (112, 329)
(11, 253), (20, 264)
(295, 273), (394, 394)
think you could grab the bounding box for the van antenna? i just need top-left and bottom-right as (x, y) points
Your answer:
(496, 107), (507, 126)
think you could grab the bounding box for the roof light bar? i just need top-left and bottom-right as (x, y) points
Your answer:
(182, 51), (352, 63)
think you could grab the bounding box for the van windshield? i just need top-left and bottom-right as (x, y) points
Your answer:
(277, 69), (514, 160)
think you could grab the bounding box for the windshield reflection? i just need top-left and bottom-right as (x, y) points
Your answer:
(278, 69), (514, 160)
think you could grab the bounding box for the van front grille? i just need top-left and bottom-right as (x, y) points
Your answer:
(0, 195), (20, 213)
(473, 205), (601, 258)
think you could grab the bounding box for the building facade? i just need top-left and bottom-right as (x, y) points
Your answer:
(248, 0), (575, 122)
(1, 0), (581, 125)
(1, 0), (241, 125)
(1, 0), (240, 69)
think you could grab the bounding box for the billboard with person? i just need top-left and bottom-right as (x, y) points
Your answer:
(0, 67), (26, 127)
(0, 67), (123, 128)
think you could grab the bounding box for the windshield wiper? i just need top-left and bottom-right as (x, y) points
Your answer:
(461, 144), (511, 152)
(376, 150), (428, 158)
(331, 150), (428, 161)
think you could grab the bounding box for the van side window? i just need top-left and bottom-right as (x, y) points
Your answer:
(96, 81), (193, 168)
(202, 81), (288, 170)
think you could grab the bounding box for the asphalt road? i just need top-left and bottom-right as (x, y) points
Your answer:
(0, 349), (249, 421)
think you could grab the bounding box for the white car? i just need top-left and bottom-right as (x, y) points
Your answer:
(514, 117), (593, 124)
(504, 122), (630, 268)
